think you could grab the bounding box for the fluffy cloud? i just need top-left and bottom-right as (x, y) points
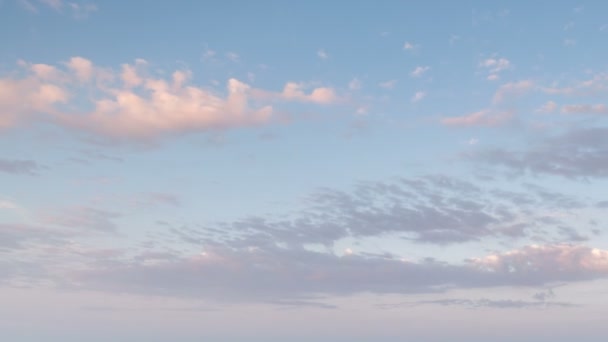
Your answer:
(0, 57), (344, 141)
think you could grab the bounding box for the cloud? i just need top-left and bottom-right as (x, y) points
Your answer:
(387, 298), (576, 309)
(0, 159), (43, 175)
(469, 127), (608, 178)
(492, 80), (534, 104)
(561, 104), (608, 115)
(348, 78), (362, 90)
(411, 66), (430, 78)
(470, 244), (608, 279)
(480, 57), (511, 80)
(0, 57), (343, 141)
(379, 80), (397, 89)
(317, 49), (329, 60)
(411, 91), (426, 103)
(536, 101), (558, 113)
(403, 42), (417, 50)
(440, 110), (512, 127)
(40, 207), (121, 233)
(22, 0), (98, 18)
(279, 82), (338, 104)
(64, 242), (608, 302)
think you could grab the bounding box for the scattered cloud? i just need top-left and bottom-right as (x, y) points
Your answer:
(492, 80), (534, 104)
(348, 78), (362, 90)
(317, 49), (329, 60)
(0, 57), (347, 142)
(0, 159), (43, 175)
(561, 104), (608, 115)
(403, 42), (418, 51)
(441, 110), (512, 127)
(468, 127), (608, 178)
(536, 101), (558, 114)
(411, 91), (426, 103)
(411, 66), (430, 78)
(379, 80), (397, 90)
(480, 57), (511, 80)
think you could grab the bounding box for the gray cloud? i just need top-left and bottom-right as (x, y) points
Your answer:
(469, 127), (608, 178)
(379, 298), (577, 309)
(64, 243), (608, 303)
(0, 158), (42, 175)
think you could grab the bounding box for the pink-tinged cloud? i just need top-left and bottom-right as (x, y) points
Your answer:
(471, 244), (608, 275)
(440, 110), (513, 127)
(0, 57), (346, 141)
(561, 103), (608, 115)
(251, 82), (341, 105)
(58, 76), (273, 140)
(0, 76), (68, 128)
(492, 80), (534, 104)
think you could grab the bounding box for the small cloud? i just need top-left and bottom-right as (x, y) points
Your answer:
(564, 39), (576, 47)
(379, 80), (397, 90)
(561, 104), (608, 115)
(449, 34), (461, 45)
(535, 101), (558, 114)
(479, 57), (511, 75)
(0, 159), (43, 175)
(403, 42), (418, 50)
(441, 110), (512, 127)
(411, 91), (426, 103)
(468, 138), (479, 145)
(348, 78), (362, 90)
(487, 74), (500, 81)
(317, 49), (329, 60)
(564, 21), (575, 31)
(492, 80), (534, 104)
(225, 52), (240, 63)
(411, 66), (430, 78)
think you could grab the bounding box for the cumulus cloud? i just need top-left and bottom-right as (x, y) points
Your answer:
(0, 57), (345, 141)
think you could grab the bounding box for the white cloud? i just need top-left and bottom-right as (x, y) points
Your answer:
(410, 66), (430, 78)
(403, 42), (417, 50)
(317, 49), (329, 60)
(379, 80), (397, 89)
(411, 91), (426, 103)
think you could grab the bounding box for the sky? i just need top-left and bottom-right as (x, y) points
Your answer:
(2, 0), (608, 341)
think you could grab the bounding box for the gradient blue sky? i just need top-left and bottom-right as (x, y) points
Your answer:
(2, 1), (608, 341)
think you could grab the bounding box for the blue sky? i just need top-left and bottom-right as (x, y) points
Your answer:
(2, 0), (608, 341)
